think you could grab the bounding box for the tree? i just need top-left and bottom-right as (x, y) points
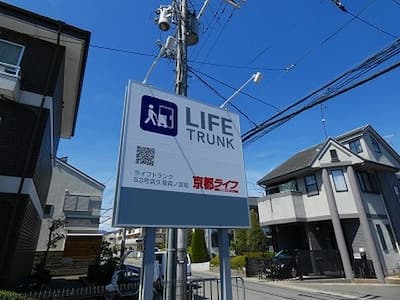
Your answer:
(190, 229), (209, 263)
(232, 229), (248, 255)
(40, 218), (66, 268)
(247, 209), (268, 253)
(232, 209), (268, 255)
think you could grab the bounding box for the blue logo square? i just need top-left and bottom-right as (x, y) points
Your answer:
(140, 95), (178, 137)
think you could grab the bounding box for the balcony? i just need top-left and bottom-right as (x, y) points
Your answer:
(0, 62), (21, 101)
(258, 191), (306, 225)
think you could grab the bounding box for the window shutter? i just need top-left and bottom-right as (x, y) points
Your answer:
(64, 195), (77, 211)
(76, 196), (89, 211)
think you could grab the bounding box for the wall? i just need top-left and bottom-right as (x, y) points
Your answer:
(369, 218), (400, 275)
(36, 160), (103, 252)
(329, 168), (358, 216)
(362, 133), (400, 168)
(379, 172), (400, 243)
(0, 194), (41, 287)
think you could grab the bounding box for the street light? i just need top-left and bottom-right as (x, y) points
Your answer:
(142, 36), (176, 85)
(219, 71), (263, 109)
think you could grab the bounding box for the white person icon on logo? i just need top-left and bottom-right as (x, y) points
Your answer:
(144, 104), (158, 126)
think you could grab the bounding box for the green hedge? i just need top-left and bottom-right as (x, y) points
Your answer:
(0, 291), (34, 300)
(210, 252), (274, 270)
(210, 255), (246, 270)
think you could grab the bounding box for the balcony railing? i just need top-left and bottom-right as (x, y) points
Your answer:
(0, 61), (21, 78)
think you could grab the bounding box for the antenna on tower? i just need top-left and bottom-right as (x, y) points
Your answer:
(320, 103), (328, 139)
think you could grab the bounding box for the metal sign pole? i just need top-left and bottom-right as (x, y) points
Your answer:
(139, 228), (156, 300)
(218, 228), (233, 300)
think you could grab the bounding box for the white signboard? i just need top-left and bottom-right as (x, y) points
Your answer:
(113, 81), (250, 228)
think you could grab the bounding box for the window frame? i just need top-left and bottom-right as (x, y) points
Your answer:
(349, 139), (363, 153)
(63, 194), (98, 212)
(330, 149), (339, 162)
(385, 224), (398, 252)
(0, 38), (25, 66)
(376, 224), (388, 251)
(357, 171), (380, 194)
(304, 174), (319, 196)
(370, 137), (381, 153)
(393, 185), (400, 200)
(43, 204), (54, 218)
(331, 169), (348, 192)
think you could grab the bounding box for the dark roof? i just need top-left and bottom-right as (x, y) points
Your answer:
(257, 144), (321, 185)
(0, 1), (91, 136)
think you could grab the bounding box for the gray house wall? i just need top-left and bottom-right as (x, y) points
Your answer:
(36, 160), (103, 252)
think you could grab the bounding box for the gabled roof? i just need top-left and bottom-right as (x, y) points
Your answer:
(257, 144), (321, 185)
(258, 124), (400, 186)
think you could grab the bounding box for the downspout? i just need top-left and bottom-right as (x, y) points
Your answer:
(0, 23), (63, 276)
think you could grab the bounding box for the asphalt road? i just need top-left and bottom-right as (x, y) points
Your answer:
(190, 273), (400, 300)
(241, 280), (400, 300)
(125, 258), (400, 300)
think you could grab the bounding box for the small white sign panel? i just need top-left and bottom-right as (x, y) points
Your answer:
(113, 82), (250, 228)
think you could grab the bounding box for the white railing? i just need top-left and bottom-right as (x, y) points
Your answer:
(0, 61), (21, 78)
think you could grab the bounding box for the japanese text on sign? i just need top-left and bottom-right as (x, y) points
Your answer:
(192, 176), (239, 193)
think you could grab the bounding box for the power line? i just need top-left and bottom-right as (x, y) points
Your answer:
(189, 69), (258, 127)
(203, 7), (236, 62)
(188, 60), (287, 71)
(245, 59), (400, 145)
(292, 0), (376, 67)
(390, 0), (400, 7)
(330, 0), (398, 39)
(89, 44), (155, 57)
(242, 38), (400, 144)
(346, 11), (398, 39)
(189, 67), (280, 111)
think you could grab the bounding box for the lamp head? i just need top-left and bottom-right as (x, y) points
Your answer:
(252, 72), (263, 84)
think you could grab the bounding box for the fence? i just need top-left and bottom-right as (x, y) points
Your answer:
(16, 282), (139, 300)
(188, 276), (246, 300)
(297, 250), (344, 277)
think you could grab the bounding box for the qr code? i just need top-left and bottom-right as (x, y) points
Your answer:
(136, 145), (155, 166)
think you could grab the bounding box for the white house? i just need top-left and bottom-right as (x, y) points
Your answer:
(257, 125), (400, 281)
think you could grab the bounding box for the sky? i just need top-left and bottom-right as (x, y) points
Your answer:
(7, 0), (400, 230)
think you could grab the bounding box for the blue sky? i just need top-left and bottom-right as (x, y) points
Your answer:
(8, 0), (400, 230)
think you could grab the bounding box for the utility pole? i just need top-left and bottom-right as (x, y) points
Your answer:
(165, 0), (188, 299)
(175, 0), (188, 299)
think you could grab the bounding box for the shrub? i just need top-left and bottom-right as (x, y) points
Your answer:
(190, 229), (209, 263)
(230, 256), (246, 270)
(209, 255), (246, 269)
(0, 290), (34, 300)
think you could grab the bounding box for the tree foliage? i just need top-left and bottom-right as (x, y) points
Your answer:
(190, 229), (209, 263)
(232, 209), (267, 255)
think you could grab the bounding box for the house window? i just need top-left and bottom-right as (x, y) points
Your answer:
(393, 185), (400, 200)
(43, 204), (53, 218)
(385, 224), (398, 252)
(0, 39), (24, 75)
(64, 194), (91, 212)
(331, 169), (348, 192)
(357, 171), (380, 194)
(349, 139), (363, 153)
(330, 149), (339, 162)
(376, 224), (387, 251)
(304, 174), (318, 196)
(370, 137), (381, 153)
